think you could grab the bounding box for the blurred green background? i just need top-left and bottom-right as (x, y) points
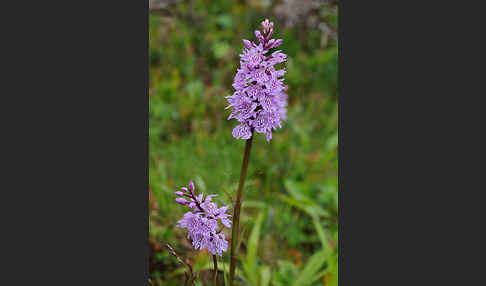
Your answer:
(149, 0), (338, 285)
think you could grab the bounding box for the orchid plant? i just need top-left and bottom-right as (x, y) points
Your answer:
(170, 19), (288, 286)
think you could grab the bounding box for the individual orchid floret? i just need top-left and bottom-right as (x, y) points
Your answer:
(174, 181), (232, 256)
(175, 197), (189, 205)
(226, 19), (288, 142)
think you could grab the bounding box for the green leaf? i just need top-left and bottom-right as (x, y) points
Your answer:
(242, 200), (267, 209)
(272, 260), (298, 286)
(260, 265), (271, 286)
(326, 251), (339, 286)
(311, 214), (331, 255)
(283, 180), (330, 217)
(325, 132), (339, 151)
(311, 269), (327, 284)
(242, 212), (264, 285)
(291, 250), (327, 286)
(277, 194), (329, 218)
(284, 180), (311, 202)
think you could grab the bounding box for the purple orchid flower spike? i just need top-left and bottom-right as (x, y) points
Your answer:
(173, 180), (232, 256)
(226, 19), (288, 142)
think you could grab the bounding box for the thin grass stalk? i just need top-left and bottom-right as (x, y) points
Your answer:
(229, 132), (254, 286)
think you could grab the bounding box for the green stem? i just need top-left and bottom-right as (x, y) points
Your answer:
(229, 133), (254, 286)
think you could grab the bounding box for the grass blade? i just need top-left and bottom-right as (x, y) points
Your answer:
(291, 250), (326, 286)
(260, 266), (271, 286)
(242, 212), (264, 285)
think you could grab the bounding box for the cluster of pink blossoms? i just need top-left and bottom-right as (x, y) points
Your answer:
(174, 181), (232, 256)
(226, 19), (288, 142)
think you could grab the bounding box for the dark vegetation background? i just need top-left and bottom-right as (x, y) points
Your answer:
(149, 0), (338, 285)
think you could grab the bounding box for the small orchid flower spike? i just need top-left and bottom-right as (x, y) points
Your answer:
(174, 181), (232, 256)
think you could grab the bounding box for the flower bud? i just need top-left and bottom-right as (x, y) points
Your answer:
(265, 28), (273, 41)
(272, 39), (283, 49)
(254, 30), (264, 44)
(175, 198), (188, 205)
(261, 19), (272, 33)
(174, 191), (184, 196)
(188, 181), (195, 191)
(243, 39), (252, 49)
(180, 187), (188, 192)
(266, 39), (275, 48)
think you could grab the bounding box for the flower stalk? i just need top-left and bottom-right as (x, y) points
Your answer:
(229, 132), (254, 286)
(213, 254), (218, 285)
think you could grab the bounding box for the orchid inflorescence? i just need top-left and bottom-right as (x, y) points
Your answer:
(226, 18), (288, 142)
(174, 181), (232, 256)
